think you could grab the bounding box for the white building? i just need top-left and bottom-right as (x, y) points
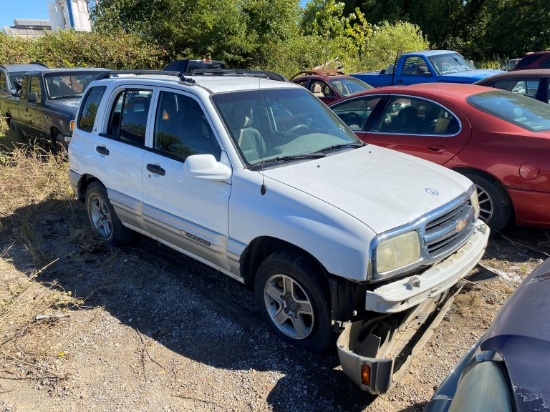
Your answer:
(48, 0), (91, 32)
(2, 19), (52, 37)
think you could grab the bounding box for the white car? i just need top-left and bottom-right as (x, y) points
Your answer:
(68, 70), (489, 394)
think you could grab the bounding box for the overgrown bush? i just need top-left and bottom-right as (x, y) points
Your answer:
(0, 31), (167, 70)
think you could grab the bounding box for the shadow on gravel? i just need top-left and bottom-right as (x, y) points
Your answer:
(1, 198), (378, 411)
(2, 198), (548, 411)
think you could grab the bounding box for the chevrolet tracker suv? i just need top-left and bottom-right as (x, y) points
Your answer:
(68, 70), (490, 394)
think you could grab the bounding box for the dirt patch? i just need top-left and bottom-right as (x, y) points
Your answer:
(1, 135), (549, 411)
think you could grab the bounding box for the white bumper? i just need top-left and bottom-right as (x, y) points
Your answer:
(366, 220), (490, 313)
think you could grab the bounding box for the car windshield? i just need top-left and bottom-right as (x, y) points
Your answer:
(213, 88), (362, 166)
(429, 53), (476, 75)
(467, 90), (550, 131)
(45, 71), (105, 99)
(329, 77), (373, 96)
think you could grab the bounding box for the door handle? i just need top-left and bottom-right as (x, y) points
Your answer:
(427, 145), (446, 152)
(147, 164), (165, 176)
(96, 146), (109, 155)
(397, 79), (404, 84)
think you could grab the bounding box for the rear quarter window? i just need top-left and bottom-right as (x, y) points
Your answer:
(78, 86), (106, 133)
(467, 90), (550, 131)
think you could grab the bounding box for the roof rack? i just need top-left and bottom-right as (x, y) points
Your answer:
(190, 68), (286, 81)
(95, 70), (195, 83)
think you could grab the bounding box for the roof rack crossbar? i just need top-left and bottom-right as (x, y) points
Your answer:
(95, 70), (195, 83)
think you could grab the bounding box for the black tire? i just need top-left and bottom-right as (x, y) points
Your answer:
(52, 132), (68, 157)
(9, 119), (23, 139)
(85, 181), (134, 246)
(254, 250), (333, 353)
(463, 172), (512, 232)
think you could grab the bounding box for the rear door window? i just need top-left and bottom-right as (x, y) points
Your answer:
(107, 89), (153, 146)
(78, 86), (106, 133)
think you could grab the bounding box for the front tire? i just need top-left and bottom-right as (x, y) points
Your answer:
(85, 182), (133, 246)
(52, 132), (68, 157)
(463, 172), (512, 232)
(254, 250), (333, 353)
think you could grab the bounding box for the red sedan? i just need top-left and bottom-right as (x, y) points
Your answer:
(329, 83), (550, 232)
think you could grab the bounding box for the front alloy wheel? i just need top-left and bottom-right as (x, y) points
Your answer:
(263, 274), (314, 340)
(254, 250), (333, 353)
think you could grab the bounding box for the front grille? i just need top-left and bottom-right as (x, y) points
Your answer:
(423, 201), (475, 259)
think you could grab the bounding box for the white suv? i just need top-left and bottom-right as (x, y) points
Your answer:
(68, 71), (489, 394)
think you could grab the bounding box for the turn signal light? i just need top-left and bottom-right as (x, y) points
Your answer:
(70, 120), (75, 132)
(361, 364), (371, 386)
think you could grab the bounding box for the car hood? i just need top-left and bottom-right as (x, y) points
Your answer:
(480, 258), (550, 410)
(262, 145), (473, 234)
(440, 69), (503, 82)
(45, 97), (82, 115)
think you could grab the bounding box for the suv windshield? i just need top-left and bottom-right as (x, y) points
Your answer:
(467, 90), (550, 131)
(213, 88), (361, 166)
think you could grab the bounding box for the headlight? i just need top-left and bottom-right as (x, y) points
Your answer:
(470, 188), (480, 220)
(375, 231), (421, 274)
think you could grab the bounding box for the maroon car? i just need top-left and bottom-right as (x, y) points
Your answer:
(475, 69), (550, 104)
(329, 83), (550, 232)
(291, 69), (373, 105)
(512, 51), (550, 71)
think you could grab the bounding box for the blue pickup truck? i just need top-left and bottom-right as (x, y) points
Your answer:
(351, 50), (502, 87)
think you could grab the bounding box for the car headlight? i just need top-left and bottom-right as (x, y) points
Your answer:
(470, 188), (480, 221)
(375, 231), (421, 274)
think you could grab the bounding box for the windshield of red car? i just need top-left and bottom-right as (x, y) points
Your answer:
(467, 90), (550, 132)
(329, 77), (373, 96)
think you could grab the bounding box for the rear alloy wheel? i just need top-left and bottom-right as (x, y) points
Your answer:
(85, 182), (133, 246)
(464, 172), (512, 233)
(254, 250), (333, 353)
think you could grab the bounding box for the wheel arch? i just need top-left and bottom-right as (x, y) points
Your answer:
(240, 236), (360, 324)
(76, 174), (102, 202)
(452, 166), (515, 225)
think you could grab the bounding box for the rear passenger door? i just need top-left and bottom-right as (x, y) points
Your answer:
(142, 89), (231, 270)
(91, 87), (154, 231)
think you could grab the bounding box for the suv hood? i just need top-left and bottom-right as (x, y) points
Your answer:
(263, 145), (472, 234)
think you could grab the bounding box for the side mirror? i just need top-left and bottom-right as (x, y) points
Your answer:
(27, 92), (38, 102)
(183, 154), (232, 181)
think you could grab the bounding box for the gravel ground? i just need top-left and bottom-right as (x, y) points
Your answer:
(0, 195), (548, 412)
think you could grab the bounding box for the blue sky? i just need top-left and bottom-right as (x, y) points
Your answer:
(1, 0), (51, 28)
(2, 0), (310, 29)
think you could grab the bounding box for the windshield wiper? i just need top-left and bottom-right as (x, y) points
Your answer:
(261, 153), (327, 164)
(50, 94), (79, 100)
(314, 142), (365, 154)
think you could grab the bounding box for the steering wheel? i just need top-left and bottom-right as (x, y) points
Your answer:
(287, 124), (309, 136)
(346, 112), (362, 127)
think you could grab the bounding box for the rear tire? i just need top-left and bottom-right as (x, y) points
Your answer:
(254, 250), (333, 353)
(85, 181), (134, 246)
(463, 172), (512, 232)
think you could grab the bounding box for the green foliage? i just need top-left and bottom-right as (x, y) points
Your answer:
(0, 31), (165, 69)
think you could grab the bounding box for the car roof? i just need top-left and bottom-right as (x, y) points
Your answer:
(0, 63), (48, 72)
(93, 74), (299, 95)
(477, 68), (550, 83)
(335, 82), (495, 102)
(480, 258), (550, 408)
(402, 50), (458, 57)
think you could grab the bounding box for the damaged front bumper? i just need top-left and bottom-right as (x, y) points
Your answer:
(336, 222), (489, 394)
